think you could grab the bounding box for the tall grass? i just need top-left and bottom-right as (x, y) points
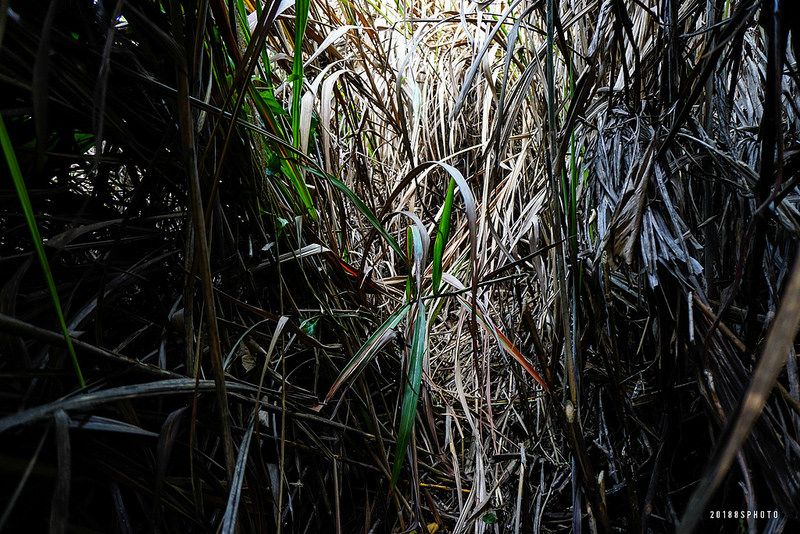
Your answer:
(1, 0), (799, 532)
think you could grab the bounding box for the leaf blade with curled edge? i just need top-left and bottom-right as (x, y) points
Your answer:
(400, 210), (430, 298)
(391, 300), (427, 487)
(324, 304), (411, 403)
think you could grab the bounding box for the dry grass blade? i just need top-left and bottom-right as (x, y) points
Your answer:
(0, 379), (252, 433)
(220, 414), (256, 534)
(49, 410), (71, 534)
(2, 0), (799, 531)
(679, 257), (800, 532)
(67, 415), (159, 437)
(449, 0), (524, 121)
(175, 62), (235, 479)
(442, 273), (547, 390)
(319, 170), (406, 259)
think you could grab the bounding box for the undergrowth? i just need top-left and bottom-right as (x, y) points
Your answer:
(1, 0), (800, 532)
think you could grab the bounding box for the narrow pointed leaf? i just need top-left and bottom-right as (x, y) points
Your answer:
(291, 0), (310, 150)
(391, 300), (427, 487)
(324, 304), (411, 403)
(432, 178), (456, 293)
(0, 116), (85, 387)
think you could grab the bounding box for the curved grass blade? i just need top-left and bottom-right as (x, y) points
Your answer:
(434, 162), (478, 302)
(449, 0), (524, 120)
(391, 300), (427, 487)
(223, 319), (270, 371)
(429, 163), (476, 258)
(348, 161), (474, 279)
(324, 303), (411, 403)
(0, 115), (85, 387)
(68, 415), (159, 437)
(0, 379), (256, 433)
(399, 210), (430, 267)
(399, 210), (430, 298)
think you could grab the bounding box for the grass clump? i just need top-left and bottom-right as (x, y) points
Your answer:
(1, 0), (799, 532)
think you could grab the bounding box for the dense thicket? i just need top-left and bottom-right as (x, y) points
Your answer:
(1, 1), (799, 532)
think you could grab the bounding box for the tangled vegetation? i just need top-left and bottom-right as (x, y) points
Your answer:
(1, 0), (799, 532)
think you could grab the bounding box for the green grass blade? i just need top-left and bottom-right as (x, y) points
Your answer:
(0, 116), (85, 387)
(391, 300), (426, 487)
(432, 177), (456, 293)
(248, 86), (317, 218)
(255, 0), (317, 220)
(324, 303), (411, 402)
(405, 226), (414, 300)
(291, 0), (310, 150)
(433, 162), (477, 281)
(281, 159), (318, 217)
(234, 0), (250, 39)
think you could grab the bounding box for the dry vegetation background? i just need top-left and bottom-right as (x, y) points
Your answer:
(1, 0), (800, 532)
